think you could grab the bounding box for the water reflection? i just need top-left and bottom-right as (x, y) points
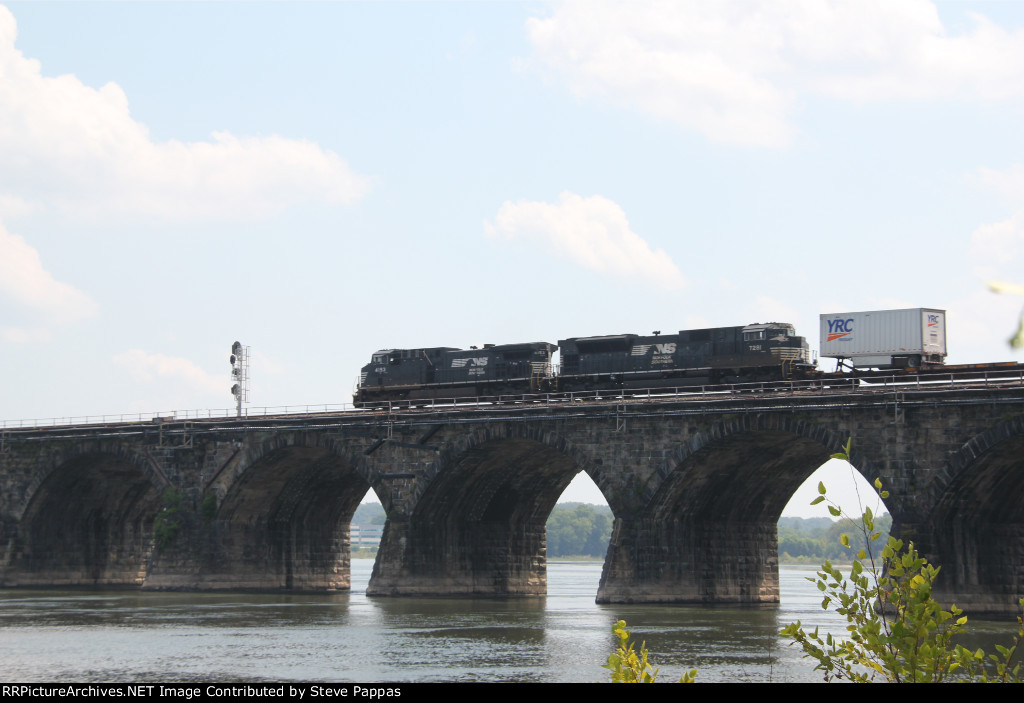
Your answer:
(0, 562), (1016, 683)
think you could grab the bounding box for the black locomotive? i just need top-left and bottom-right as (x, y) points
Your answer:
(557, 322), (810, 391)
(355, 342), (556, 405)
(353, 322), (812, 406)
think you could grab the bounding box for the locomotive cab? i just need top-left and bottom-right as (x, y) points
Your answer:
(741, 323), (810, 362)
(354, 342), (555, 406)
(737, 323), (813, 379)
(356, 347), (457, 403)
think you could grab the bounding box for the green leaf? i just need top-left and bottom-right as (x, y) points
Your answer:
(780, 437), (1024, 684)
(817, 481), (827, 495)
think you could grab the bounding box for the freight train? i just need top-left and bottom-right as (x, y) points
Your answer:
(353, 321), (815, 406)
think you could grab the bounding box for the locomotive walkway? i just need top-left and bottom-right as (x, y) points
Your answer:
(2, 370), (1023, 615)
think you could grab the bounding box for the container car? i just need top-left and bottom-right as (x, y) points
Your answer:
(819, 308), (946, 369)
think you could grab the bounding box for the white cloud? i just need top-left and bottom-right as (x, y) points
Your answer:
(112, 349), (224, 395)
(0, 326), (51, 343)
(969, 165), (1024, 275)
(970, 213), (1024, 272)
(0, 220), (98, 335)
(0, 6), (370, 221)
(943, 287), (1024, 364)
(0, 194), (40, 219)
(753, 295), (800, 324)
(484, 191), (685, 290)
(525, 1), (1024, 147)
(977, 164), (1024, 201)
(954, 164), (1024, 361)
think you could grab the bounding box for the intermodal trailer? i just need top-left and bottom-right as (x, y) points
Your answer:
(819, 308), (946, 369)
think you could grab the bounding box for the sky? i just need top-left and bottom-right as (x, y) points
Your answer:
(2, 1), (1023, 517)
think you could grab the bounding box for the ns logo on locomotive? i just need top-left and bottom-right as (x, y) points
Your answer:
(353, 322), (817, 406)
(354, 308), (948, 406)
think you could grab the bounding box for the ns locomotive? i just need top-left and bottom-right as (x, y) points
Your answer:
(353, 322), (812, 406)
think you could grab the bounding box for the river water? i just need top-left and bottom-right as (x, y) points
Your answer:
(0, 562), (1015, 683)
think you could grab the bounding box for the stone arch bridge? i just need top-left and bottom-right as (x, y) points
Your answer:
(1, 383), (1022, 615)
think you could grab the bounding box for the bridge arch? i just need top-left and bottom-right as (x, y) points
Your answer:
(646, 414), (855, 513)
(177, 431), (376, 591)
(916, 417), (1024, 614)
(599, 414), (869, 604)
(212, 431), (379, 507)
(416, 422), (604, 497)
(5, 441), (163, 587)
(368, 423), (599, 597)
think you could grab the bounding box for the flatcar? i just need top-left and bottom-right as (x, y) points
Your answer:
(354, 341), (556, 406)
(353, 322), (812, 405)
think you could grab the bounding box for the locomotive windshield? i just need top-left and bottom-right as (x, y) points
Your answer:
(742, 323), (796, 341)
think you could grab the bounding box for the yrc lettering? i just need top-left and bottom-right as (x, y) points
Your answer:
(826, 318), (854, 342)
(827, 318), (854, 334)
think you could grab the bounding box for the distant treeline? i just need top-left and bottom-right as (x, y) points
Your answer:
(546, 503), (614, 557)
(350, 502), (613, 557)
(777, 514), (892, 563)
(351, 502), (890, 561)
(353, 502), (387, 526)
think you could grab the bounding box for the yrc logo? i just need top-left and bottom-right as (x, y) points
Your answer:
(927, 314), (940, 327)
(826, 318), (854, 342)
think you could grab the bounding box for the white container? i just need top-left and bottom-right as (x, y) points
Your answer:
(819, 308), (946, 368)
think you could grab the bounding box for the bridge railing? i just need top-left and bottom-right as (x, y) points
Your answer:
(3, 367), (1023, 429)
(348, 368), (1024, 413)
(0, 403), (356, 429)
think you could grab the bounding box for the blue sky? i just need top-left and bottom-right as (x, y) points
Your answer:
(2, 1), (1023, 516)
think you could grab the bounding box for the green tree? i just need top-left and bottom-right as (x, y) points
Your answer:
(547, 503), (612, 557)
(778, 515), (891, 563)
(153, 487), (186, 551)
(781, 439), (1024, 682)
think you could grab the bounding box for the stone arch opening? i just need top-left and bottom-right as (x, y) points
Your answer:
(782, 457), (890, 521)
(350, 489), (386, 558)
(368, 436), (589, 597)
(9, 452), (161, 587)
(599, 423), (848, 604)
(925, 428), (1024, 614)
(191, 443), (372, 591)
(546, 471), (612, 561)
